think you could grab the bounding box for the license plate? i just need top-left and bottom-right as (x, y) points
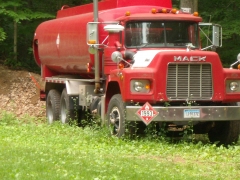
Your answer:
(184, 109), (200, 118)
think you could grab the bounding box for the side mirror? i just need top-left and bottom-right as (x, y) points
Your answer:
(212, 24), (221, 47)
(199, 23), (222, 50)
(87, 22), (98, 45)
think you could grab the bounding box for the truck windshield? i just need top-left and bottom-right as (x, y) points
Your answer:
(125, 21), (199, 49)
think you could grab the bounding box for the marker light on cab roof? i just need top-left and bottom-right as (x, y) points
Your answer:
(125, 11), (130, 16)
(193, 12), (199, 16)
(171, 9), (177, 14)
(151, 8), (157, 14)
(161, 8), (167, 13)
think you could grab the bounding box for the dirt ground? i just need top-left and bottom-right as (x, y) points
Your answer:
(0, 65), (45, 118)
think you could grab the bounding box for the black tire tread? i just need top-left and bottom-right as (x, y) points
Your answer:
(208, 121), (240, 145)
(107, 94), (125, 137)
(46, 89), (61, 123)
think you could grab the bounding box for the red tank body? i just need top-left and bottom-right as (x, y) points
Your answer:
(33, 0), (172, 78)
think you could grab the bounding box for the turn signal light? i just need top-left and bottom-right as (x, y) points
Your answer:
(145, 84), (150, 90)
(238, 64), (240, 70)
(118, 62), (124, 70)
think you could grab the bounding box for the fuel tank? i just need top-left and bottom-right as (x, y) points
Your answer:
(34, 12), (96, 76)
(33, 0), (172, 77)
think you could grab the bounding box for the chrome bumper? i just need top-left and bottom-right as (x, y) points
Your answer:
(126, 106), (240, 122)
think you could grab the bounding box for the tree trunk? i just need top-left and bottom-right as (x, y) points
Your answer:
(180, 0), (198, 13)
(193, 0), (198, 12)
(14, 6), (17, 61)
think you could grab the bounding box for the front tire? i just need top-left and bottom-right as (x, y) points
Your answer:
(107, 94), (125, 137)
(208, 121), (240, 145)
(46, 89), (61, 124)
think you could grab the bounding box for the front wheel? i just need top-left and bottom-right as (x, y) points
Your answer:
(107, 94), (125, 137)
(208, 121), (240, 145)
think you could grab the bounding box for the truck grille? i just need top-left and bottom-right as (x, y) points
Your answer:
(166, 63), (212, 100)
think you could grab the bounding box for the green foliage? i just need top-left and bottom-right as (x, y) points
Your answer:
(199, 0), (240, 39)
(0, 28), (6, 41)
(0, 0), (54, 70)
(0, 1), (54, 22)
(198, 0), (240, 66)
(0, 0), (94, 70)
(0, 115), (240, 179)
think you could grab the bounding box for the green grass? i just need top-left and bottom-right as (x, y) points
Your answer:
(0, 111), (240, 180)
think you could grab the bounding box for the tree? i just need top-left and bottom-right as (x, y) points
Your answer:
(178, 0), (240, 66)
(180, 0), (198, 12)
(0, 0), (54, 66)
(0, 0), (92, 69)
(198, 0), (240, 66)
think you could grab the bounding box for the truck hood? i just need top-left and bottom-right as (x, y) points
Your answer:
(131, 49), (220, 68)
(132, 50), (185, 68)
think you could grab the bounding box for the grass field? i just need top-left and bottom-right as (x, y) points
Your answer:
(0, 111), (240, 180)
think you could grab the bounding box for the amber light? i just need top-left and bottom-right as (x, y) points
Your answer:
(120, 75), (124, 81)
(238, 64), (240, 70)
(88, 40), (96, 44)
(193, 12), (199, 16)
(171, 8), (177, 14)
(145, 84), (150, 90)
(161, 8), (167, 13)
(125, 11), (131, 16)
(151, 8), (157, 14)
(118, 62), (124, 70)
(87, 63), (92, 72)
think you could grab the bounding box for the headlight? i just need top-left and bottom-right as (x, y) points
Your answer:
(229, 82), (239, 92)
(134, 82), (143, 92)
(131, 80), (150, 93)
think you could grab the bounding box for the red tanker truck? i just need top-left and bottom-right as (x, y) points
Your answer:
(33, 0), (240, 145)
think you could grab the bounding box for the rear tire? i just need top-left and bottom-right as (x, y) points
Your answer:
(46, 89), (61, 124)
(208, 121), (240, 145)
(90, 97), (101, 115)
(60, 89), (78, 124)
(107, 94), (125, 137)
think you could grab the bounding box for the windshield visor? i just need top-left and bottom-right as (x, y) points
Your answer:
(125, 21), (199, 48)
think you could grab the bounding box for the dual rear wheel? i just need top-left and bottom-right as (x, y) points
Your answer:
(46, 88), (79, 124)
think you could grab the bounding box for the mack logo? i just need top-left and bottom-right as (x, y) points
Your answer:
(174, 56), (206, 61)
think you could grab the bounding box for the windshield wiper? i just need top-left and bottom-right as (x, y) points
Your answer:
(136, 43), (151, 50)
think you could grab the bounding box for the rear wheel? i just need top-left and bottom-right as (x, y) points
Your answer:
(208, 121), (240, 145)
(107, 94), (125, 137)
(60, 89), (78, 124)
(46, 89), (61, 124)
(90, 97), (101, 115)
